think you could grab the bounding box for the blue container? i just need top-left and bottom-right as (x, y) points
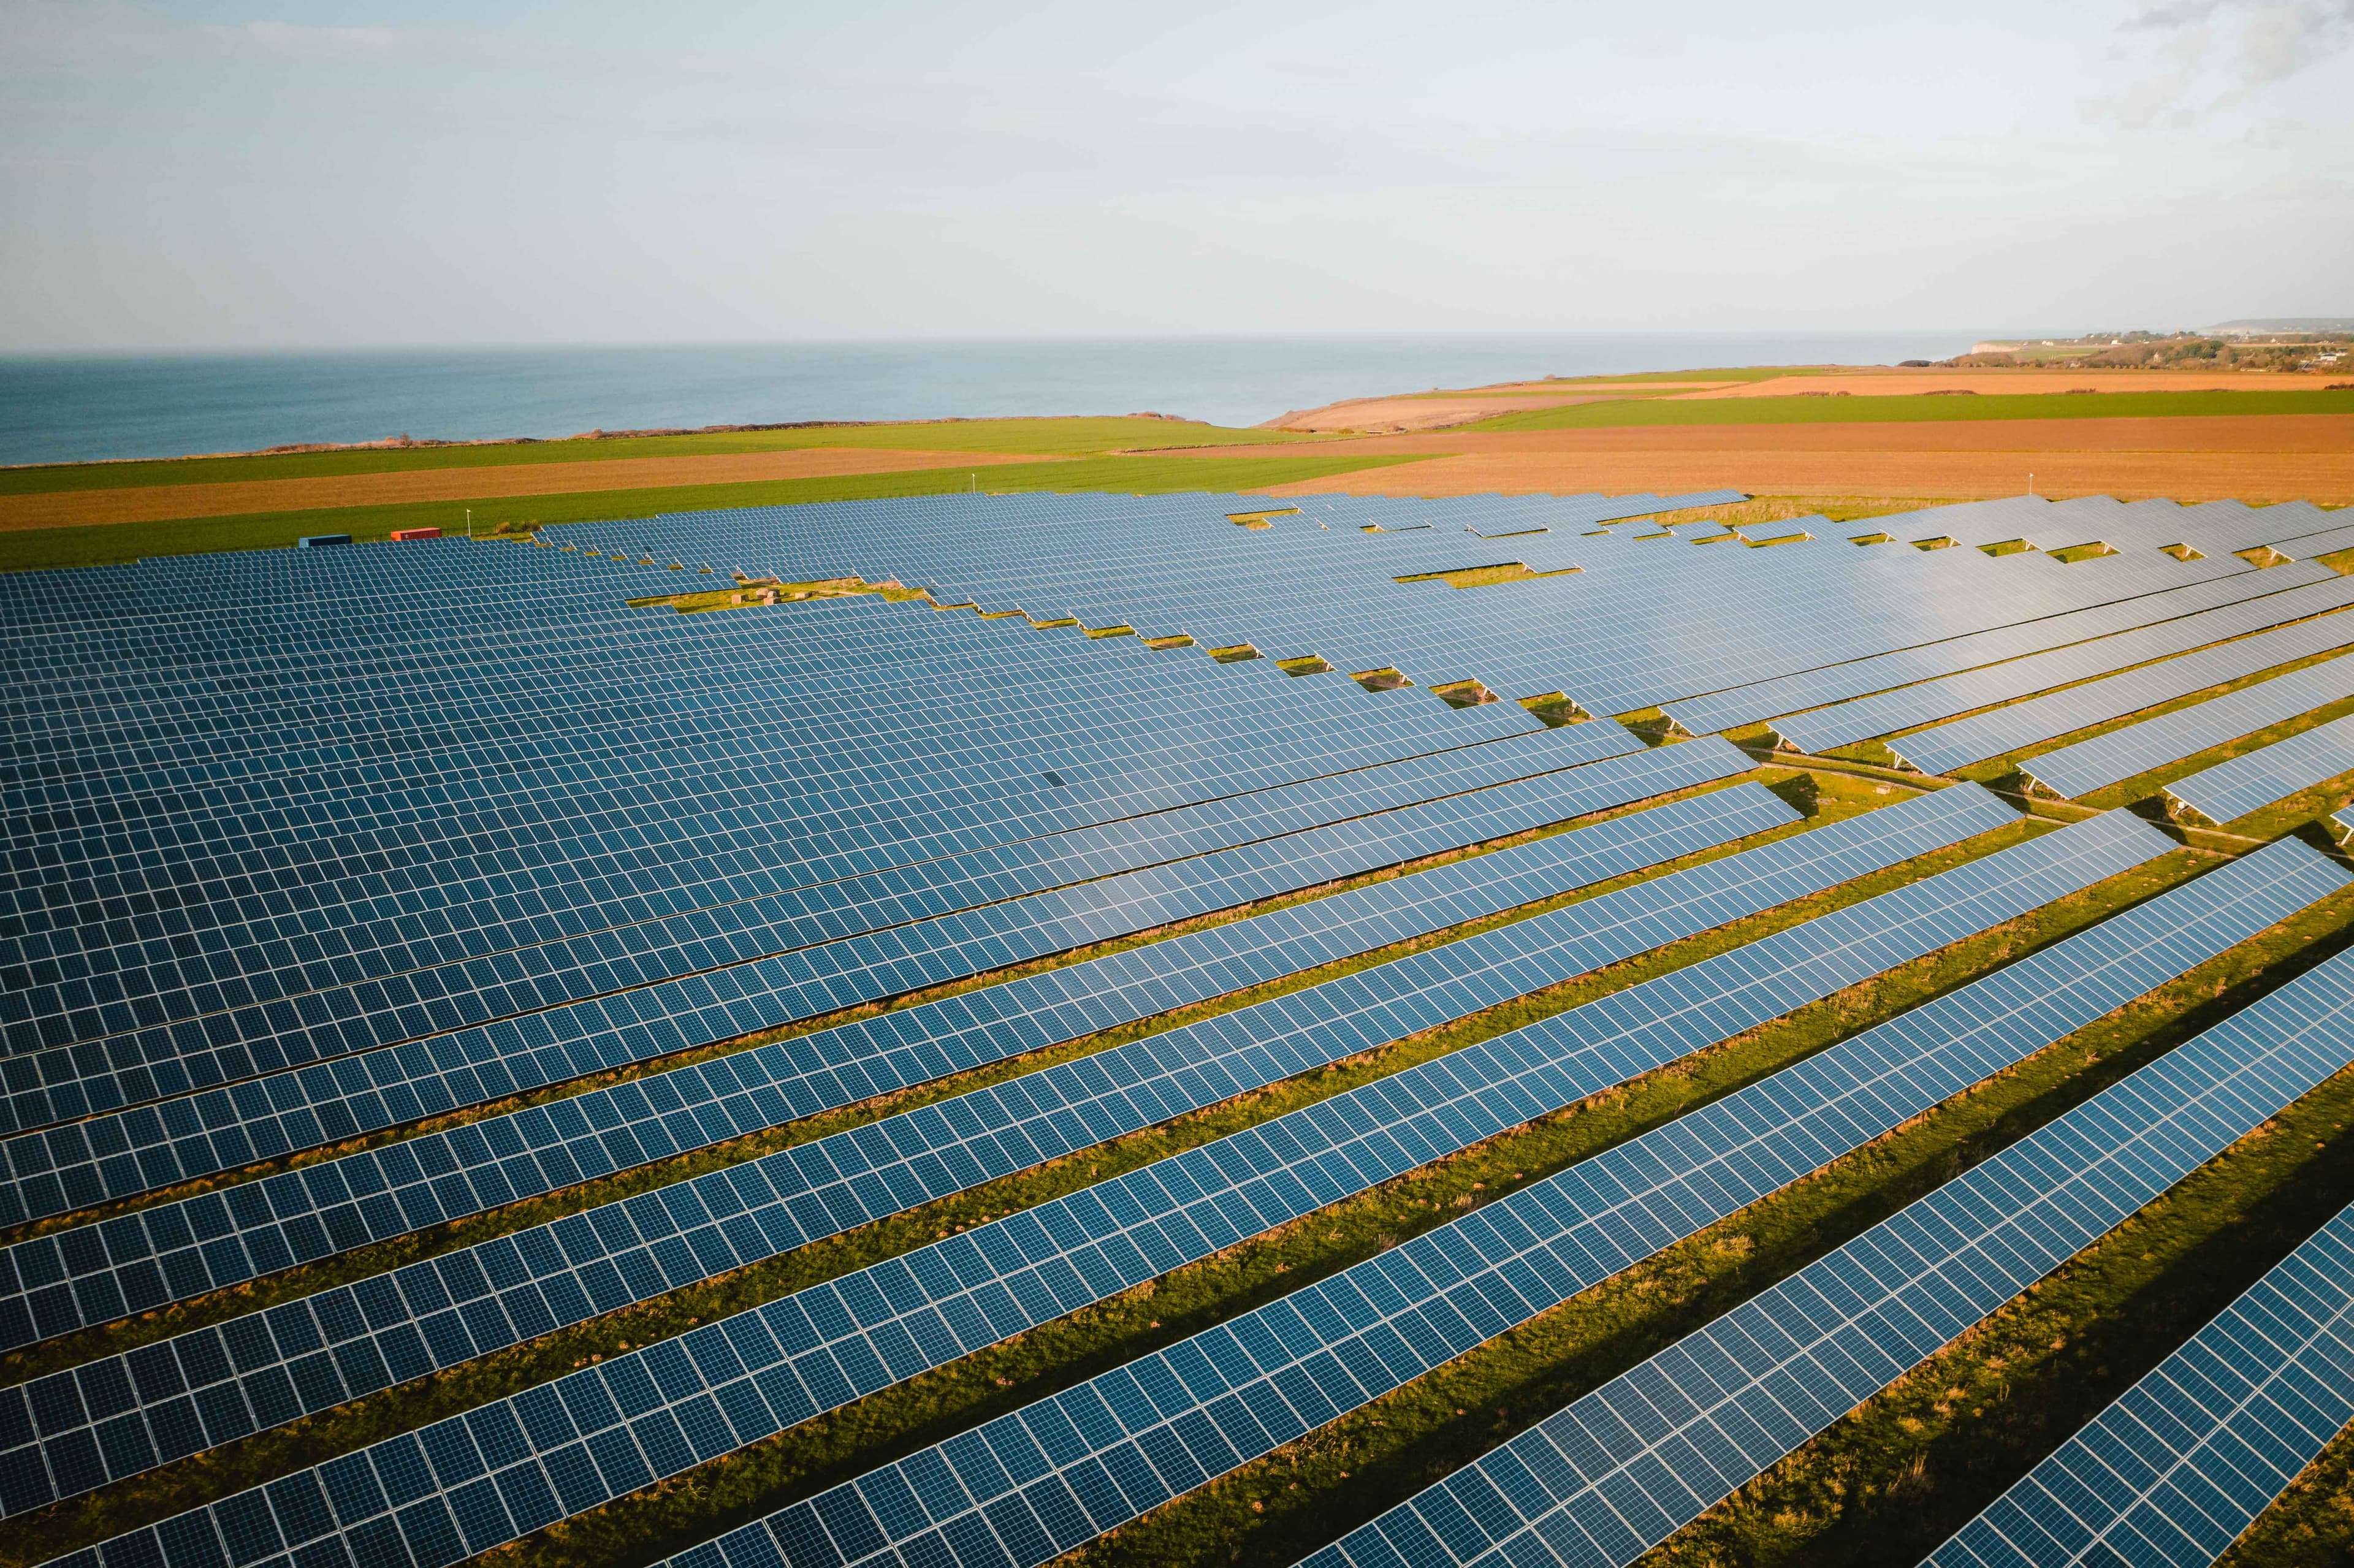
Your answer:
(297, 535), (354, 548)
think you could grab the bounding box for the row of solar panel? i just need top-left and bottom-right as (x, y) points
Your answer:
(1889, 606), (2354, 775)
(0, 725), (1653, 1223)
(1663, 560), (2332, 739)
(2021, 650), (2354, 799)
(1769, 576), (2354, 757)
(0, 707), (1602, 1137)
(3, 626), (1526, 974)
(0, 742), (1756, 1341)
(1308, 875), (2354, 1568)
(1925, 1197), (2354, 1568)
(0, 782), (1795, 1504)
(2166, 714), (2354, 826)
(21, 801), (2171, 1567)
(614, 832), (2342, 1568)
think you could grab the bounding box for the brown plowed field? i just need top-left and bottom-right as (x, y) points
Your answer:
(0, 447), (1057, 531)
(1241, 413), (2354, 503)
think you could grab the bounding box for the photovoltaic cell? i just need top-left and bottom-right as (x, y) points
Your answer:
(1303, 907), (2354, 1568)
(0, 784), (1799, 1507)
(28, 805), (2188, 1568)
(2162, 713), (2354, 825)
(2019, 651), (2354, 800)
(595, 826), (2333, 1568)
(0, 742), (1755, 1354)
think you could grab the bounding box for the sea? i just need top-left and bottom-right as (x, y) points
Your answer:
(0, 332), (1995, 468)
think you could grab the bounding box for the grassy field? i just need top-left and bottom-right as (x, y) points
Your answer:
(1465, 387), (2354, 432)
(0, 451), (1432, 573)
(0, 417), (1319, 497)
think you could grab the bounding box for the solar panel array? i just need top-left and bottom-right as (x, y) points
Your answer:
(1307, 918), (2354, 1568)
(0, 739), (1755, 1355)
(569, 492), (2343, 733)
(2020, 650), (2354, 799)
(2163, 712), (2354, 825)
(1769, 584), (2354, 761)
(615, 831), (2337, 1568)
(1924, 1199), (2354, 1568)
(0, 709), (1642, 1222)
(1886, 607), (2354, 775)
(13, 484), (2354, 1568)
(28, 791), (2130, 1559)
(0, 782), (1802, 1507)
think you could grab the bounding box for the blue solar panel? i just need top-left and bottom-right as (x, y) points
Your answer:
(26, 805), (2189, 1565)
(2162, 712), (2354, 825)
(588, 828), (2334, 1568)
(1886, 607), (2354, 775)
(2021, 650), (2354, 799)
(1305, 892), (2354, 1568)
(1767, 583), (2354, 760)
(0, 742), (1755, 1352)
(1924, 1198), (2354, 1567)
(0, 784), (1799, 1504)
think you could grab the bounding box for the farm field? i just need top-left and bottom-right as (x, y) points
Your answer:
(7, 474), (2354, 1568)
(1250, 411), (2354, 504)
(7, 369), (2351, 570)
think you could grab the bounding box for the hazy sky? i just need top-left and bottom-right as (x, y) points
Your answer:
(4, 0), (2350, 352)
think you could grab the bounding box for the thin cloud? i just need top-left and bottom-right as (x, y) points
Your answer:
(2095, 0), (2354, 121)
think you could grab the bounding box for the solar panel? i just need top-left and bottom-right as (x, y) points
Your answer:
(0, 742), (1755, 1349)
(1767, 584), (2354, 759)
(1885, 608), (2354, 775)
(2020, 650), (2354, 799)
(586, 829), (2337, 1568)
(1922, 1198), (2354, 1567)
(0, 723), (1688, 1231)
(0, 783), (1800, 1502)
(25, 806), (2179, 1562)
(1305, 898), (2354, 1568)
(2162, 712), (2354, 825)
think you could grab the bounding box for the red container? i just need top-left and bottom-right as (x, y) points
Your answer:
(389, 527), (442, 542)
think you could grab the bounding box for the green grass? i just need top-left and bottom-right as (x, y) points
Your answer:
(0, 417), (1316, 497)
(0, 452), (1430, 573)
(1463, 387), (2354, 433)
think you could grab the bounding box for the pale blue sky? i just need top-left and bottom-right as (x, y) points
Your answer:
(3, 0), (2349, 351)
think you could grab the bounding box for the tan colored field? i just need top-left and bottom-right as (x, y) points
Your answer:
(0, 447), (1057, 531)
(1243, 412), (2354, 504)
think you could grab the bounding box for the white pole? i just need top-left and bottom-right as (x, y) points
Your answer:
(2027, 474), (2035, 497)
(467, 508), (474, 539)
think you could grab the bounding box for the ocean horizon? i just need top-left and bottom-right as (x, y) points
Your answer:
(0, 331), (1998, 468)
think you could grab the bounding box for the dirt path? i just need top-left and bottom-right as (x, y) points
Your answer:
(0, 448), (1060, 530)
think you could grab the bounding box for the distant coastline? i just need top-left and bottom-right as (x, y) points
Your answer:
(0, 333), (1989, 466)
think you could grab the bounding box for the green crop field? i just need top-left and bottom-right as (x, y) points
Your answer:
(0, 451), (1428, 573)
(0, 417), (1319, 498)
(1465, 387), (2354, 432)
